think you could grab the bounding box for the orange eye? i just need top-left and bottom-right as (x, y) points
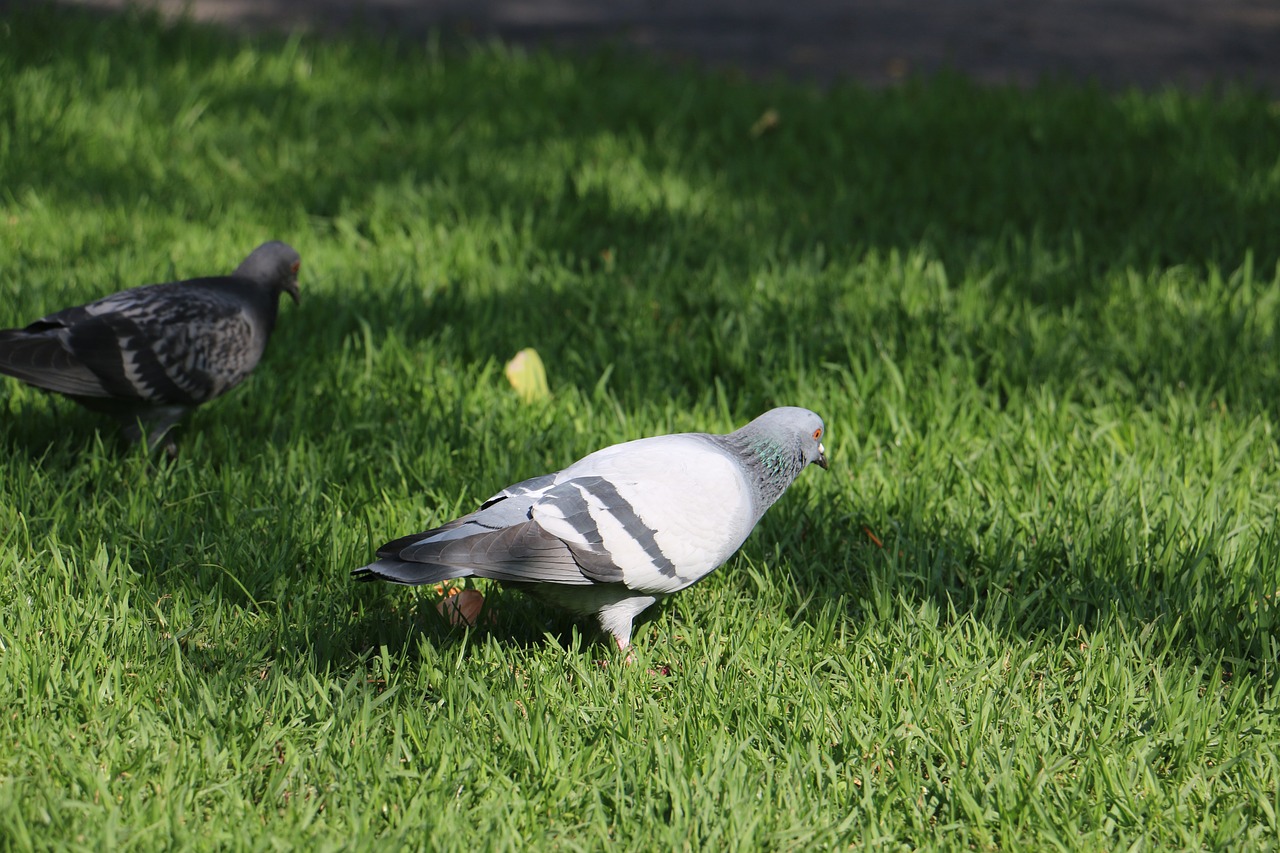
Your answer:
(812, 428), (823, 440)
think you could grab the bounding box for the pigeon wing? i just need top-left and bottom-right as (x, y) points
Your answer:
(0, 324), (112, 396)
(527, 435), (755, 594)
(61, 281), (264, 404)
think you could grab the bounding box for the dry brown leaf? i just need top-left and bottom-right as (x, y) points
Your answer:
(437, 588), (486, 626)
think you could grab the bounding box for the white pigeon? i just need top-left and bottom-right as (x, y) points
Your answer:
(354, 407), (829, 650)
(0, 242), (300, 450)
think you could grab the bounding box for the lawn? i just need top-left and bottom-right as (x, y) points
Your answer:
(2, 4), (1279, 849)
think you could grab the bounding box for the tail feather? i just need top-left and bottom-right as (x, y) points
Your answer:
(0, 329), (109, 397)
(360, 521), (592, 588)
(351, 558), (475, 586)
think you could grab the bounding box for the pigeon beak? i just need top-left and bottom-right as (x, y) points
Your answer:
(815, 443), (828, 470)
(283, 277), (301, 304)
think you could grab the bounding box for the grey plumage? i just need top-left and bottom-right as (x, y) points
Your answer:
(354, 407), (829, 650)
(0, 241), (301, 449)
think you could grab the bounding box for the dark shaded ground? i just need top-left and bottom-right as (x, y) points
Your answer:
(39, 0), (1280, 91)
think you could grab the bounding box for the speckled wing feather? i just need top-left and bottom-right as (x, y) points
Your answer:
(2, 280), (265, 405)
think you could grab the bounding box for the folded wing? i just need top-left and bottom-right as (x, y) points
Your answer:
(0, 283), (260, 405)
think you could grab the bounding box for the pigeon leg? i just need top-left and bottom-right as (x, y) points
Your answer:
(596, 594), (656, 660)
(118, 405), (189, 453)
(617, 636), (637, 666)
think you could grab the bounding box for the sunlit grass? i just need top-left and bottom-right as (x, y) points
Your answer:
(1, 4), (1278, 849)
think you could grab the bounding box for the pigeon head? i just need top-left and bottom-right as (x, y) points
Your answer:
(719, 406), (828, 515)
(738, 406), (828, 471)
(234, 241), (302, 304)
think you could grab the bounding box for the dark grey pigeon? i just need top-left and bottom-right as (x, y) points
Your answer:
(354, 407), (829, 651)
(0, 241), (300, 450)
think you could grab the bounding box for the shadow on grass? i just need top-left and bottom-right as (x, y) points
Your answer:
(755, 499), (1280, 677)
(339, 588), (607, 663)
(1, 397), (121, 458)
(7, 6), (1279, 265)
(302, 516), (1280, 682)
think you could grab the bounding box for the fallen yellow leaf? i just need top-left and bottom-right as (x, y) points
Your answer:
(750, 108), (780, 137)
(504, 347), (550, 402)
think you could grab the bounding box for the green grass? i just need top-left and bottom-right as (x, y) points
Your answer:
(2, 4), (1280, 849)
